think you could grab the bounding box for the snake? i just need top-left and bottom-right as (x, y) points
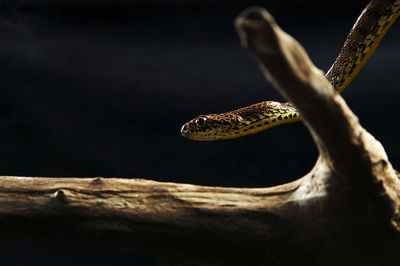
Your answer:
(180, 0), (400, 141)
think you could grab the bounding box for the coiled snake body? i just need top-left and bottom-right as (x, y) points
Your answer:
(181, 0), (400, 141)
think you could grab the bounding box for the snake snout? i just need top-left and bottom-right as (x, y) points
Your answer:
(180, 123), (189, 136)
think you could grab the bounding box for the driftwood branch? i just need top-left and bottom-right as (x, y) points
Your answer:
(1, 7), (400, 266)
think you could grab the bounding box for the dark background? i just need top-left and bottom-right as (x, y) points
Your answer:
(0, 0), (399, 265)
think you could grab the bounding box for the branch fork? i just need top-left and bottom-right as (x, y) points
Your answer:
(0, 6), (399, 266)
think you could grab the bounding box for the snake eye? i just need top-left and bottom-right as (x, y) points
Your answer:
(195, 117), (207, 126)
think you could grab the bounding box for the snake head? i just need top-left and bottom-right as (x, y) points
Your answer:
(181, 114), (240, 141)
(181, 101), (301, 141)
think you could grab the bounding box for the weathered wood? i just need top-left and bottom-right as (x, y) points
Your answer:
(0, 5), (399, 266)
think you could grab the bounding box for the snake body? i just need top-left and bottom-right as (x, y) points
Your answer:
(181, 0), (400, 141)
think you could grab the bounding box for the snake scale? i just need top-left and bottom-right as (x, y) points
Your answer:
(181, 0), (400, 141)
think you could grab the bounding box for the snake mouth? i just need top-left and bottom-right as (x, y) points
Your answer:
(181, 122), (211, 141)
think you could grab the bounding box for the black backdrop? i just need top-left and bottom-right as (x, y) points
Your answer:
(0, 1), (399, 265)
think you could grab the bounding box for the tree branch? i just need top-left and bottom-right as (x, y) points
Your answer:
(1, 5), (400, 266)
(235, 7), (400, 216)
(236, 8), (370, 164)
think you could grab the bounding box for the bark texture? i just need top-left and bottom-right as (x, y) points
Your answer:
(1, 7), (400, 266)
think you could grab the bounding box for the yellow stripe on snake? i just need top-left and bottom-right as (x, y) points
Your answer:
(181, 0), (400, 141)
